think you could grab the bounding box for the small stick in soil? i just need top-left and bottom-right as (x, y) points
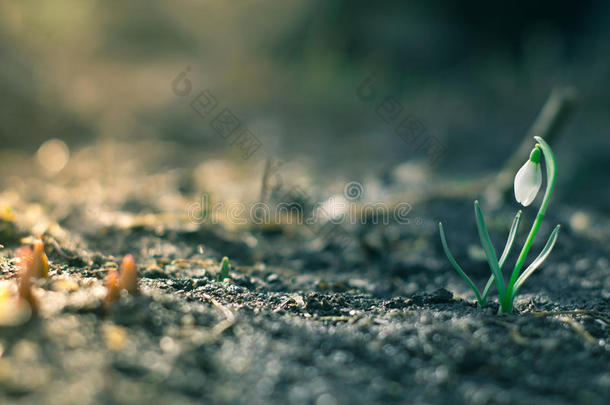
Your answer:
(259, 157), (283, 204)
(557, 315), (597, 345)
(407, 87), (578, 204)
(259, 158), (274, 204)
(202, 293), (235, 337)
(529, 309), (610, 323)
(491, 319), (529, 345)
(44, 235), (80, 261)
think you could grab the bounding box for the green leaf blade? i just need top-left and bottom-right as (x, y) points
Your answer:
(473, 201), (505, 298)
(499, 210), (522, 268)
(481, 275), (495, 302)
(439, 222), (483, 305)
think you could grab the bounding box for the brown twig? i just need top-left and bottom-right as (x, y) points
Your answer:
(557, 315), (597, 345)
(529, 309), (609, 323)
(44, 235), (80, 261)
(259, 158), (274, 204)
(202, 293), (236, 337)
(402, 87), (578, 206)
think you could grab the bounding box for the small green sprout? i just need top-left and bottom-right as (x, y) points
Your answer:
(439, 136), (560, 314)
(217, 257), (230, 281)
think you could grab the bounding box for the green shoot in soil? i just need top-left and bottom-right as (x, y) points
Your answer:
(217, 256), (230, 281)
(439, 136), (560, 314)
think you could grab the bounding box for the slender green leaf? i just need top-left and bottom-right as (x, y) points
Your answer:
(512, 225), (560, 297)
(483, 210), (522, 300)
(481, 276), (494, 302)
(473, 201), (505, 297)
(499, 210), (522, 267)
(439, 222), (483, 305)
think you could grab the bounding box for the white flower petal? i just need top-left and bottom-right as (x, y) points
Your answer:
(514, 161), (533, 203)
(514, 160), (542, 206)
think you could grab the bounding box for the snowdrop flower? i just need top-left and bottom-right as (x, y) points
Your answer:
(514, 147), (542, 206)
(439, 136), (559, 314)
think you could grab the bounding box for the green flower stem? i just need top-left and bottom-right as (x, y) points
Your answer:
(501, 136), (556, 313)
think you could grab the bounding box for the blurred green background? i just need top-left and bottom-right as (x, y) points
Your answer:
(1, 0), (609, 207)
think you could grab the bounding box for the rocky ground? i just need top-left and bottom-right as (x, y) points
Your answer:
(0, 142), (608, 405)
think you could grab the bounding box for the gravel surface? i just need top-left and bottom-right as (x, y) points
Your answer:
(0, 143), (608, 405)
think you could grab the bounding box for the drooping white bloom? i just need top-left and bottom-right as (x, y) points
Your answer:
(514, 148), (542, 206)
